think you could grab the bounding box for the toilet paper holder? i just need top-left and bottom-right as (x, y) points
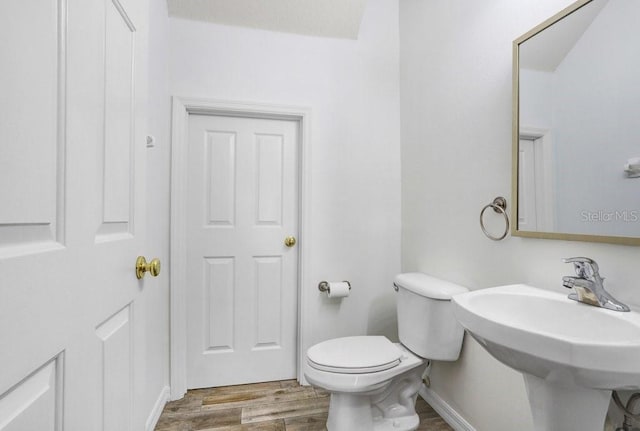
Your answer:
(318, 280), (351, 293)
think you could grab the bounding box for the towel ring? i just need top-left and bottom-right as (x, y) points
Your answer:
(480, 197), (509, 241)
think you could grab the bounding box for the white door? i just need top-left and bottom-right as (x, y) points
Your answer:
(0, 0), (149, 430)
(186, 114), (299, 389)
(518, 135), (556, 232)
(518, 138), (539, 230)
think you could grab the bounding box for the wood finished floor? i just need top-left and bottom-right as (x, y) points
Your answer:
(154, 380), (454, 431)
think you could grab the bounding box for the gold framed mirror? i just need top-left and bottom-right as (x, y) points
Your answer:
(512, 0), (640, 245)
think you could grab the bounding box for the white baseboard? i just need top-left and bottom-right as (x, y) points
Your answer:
(145, 386), (171, 431)
(419, 386), (476, 431)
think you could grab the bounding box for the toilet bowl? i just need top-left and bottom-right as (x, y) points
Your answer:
(303, 273), (468, 431)
(305, 336), (426, 431)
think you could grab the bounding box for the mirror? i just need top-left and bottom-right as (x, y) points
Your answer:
(512, 0), (640, 245)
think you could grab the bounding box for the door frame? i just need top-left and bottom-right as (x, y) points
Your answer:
(169, 97), (312, 400)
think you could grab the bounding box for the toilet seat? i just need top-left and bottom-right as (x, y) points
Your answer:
(307, 336), (402, 374)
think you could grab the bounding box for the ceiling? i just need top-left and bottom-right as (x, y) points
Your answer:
(166, 0), (369, 39)
(519, 0), (608, 72)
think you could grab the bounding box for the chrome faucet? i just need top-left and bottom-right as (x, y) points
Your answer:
(562, 257), (630, 312)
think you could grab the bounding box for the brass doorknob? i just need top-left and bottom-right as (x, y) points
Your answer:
(284, 236), (297, 247)
(136, 256), (161, 279)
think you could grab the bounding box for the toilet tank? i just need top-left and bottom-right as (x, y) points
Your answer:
(394, 272), (469, 361)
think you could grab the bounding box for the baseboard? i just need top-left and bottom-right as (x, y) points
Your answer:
(419, 386), (476, 431)
(145, 386), (171, 431)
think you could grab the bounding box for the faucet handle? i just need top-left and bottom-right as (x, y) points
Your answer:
(563, 257), (599, 278)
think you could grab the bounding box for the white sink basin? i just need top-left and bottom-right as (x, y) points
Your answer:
(452, 284), (640, 431)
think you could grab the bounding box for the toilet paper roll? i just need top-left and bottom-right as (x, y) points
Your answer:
(327, 281), (350, 298)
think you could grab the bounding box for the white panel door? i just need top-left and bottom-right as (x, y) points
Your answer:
(519, 135), (556, 232)
(0, 0), (149, 430)
(518, 138), (538, 231)
(186, 114), (299, 388)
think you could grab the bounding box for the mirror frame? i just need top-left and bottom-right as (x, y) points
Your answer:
(511, 0), (640, 246)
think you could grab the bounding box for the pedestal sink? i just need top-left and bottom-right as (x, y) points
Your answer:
(452, 284), (640, 431)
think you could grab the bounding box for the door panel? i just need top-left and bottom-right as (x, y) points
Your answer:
(98, 0), (137, 239)
(204, 257), (235, 352)
(205, 131), (236, 226)
(0, 0), (64, 254)
(96, 306), (132, 431)
(186, 115), (298, 388)
(255, 134), (284, 225)
(254, 256), (283, 348)
(0, 357), (62, 431)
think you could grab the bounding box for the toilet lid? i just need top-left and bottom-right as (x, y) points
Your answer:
(307, 336), (402, 374)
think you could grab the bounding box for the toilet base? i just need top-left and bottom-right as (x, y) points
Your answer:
(325, 365), (425, 431)
(326, 393), (420, 431)
(372, 414), (420, 431)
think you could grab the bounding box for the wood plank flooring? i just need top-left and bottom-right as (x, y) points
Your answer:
(154, 380), (454, 430)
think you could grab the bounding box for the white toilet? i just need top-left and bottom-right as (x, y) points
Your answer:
(303, 272), (469, 431)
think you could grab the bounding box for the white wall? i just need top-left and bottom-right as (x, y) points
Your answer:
(169, 0), (401, 368)
(400, 1), (640, 430)
(520, 69), (553, 130)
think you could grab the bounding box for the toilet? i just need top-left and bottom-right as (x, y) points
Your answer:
(303, 272), (469, 431)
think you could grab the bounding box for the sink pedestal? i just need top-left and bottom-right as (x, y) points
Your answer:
(523, 374), (611, 431)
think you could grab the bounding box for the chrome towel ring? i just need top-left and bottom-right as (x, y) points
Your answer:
(480, 196), (509, 241)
